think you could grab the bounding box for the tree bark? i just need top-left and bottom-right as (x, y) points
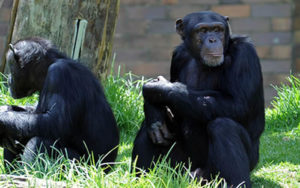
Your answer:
(1, 0), (120, 79)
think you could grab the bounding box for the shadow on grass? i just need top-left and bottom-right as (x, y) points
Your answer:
(115, 131), (136, 163)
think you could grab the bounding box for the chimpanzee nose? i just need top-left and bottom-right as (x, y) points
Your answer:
(209, 38), (216, 43)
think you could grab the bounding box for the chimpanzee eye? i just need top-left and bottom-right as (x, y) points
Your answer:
(199, 28), (207, 33)
(214, 27), (220, 32)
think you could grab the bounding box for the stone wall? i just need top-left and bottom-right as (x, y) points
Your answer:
(114, 0), (299, 105)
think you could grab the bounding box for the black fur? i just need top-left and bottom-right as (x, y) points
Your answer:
(132, 11), (264, 187)
(0, 37), (119, 170)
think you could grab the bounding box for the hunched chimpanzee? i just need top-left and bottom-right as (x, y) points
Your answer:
(132, 11), (265, 187)
(0, 37), (119, 170)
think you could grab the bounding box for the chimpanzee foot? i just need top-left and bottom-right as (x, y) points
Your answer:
(147, 121), (174, 146)
(190, 168), (209, 185)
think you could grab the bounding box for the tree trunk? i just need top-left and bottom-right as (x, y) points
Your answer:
(1, 0), (120, 79)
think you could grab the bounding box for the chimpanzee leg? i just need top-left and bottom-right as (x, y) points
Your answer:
(144, 101), (166, 127)
(22, 137), (80, 163)
(3, 149), (22, 171)
(143, 101), (174, 146)
(206, 118), (252, 187)
(132, 122), (187, 173)
(132, 123), (162, 171)
(4, 149), (18, 164)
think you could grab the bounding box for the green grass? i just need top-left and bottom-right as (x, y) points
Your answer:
(0, 74), (38, 106)
(0, 71), (299, 187)
(251, 76), (300, 188)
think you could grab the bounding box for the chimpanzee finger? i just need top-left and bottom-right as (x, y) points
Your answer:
(153, 128), (165, 144)
(148, 78), (159, 83)
(166, 107), (174, 122)
(159, 123), (174, 140)
(147, 130), (157, 144)
(157, 76), (168, 82)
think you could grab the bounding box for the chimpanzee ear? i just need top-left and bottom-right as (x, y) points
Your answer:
(224, 16), (232, 36)
(9, 44), (16, 54)
(9, 44), (19, 60)
(176, 18), (184, 37)
(9, 43), (23, 67)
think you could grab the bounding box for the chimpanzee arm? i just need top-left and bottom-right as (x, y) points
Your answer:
(0, 94), (74, 140)
(144, 40), (263, 122)
(0, 62), (78, 140)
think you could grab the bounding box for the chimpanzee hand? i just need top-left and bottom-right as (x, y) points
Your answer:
(0, 136), (20, 154)
(143, 76), (173, 103)
(0, 110), (23, 154)
(147, 121), (174, 146)
(147, 107), (175, 146)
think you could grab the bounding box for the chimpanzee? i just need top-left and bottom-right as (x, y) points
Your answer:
(0, 37), (119, 169)
(132, 11), (264, 187)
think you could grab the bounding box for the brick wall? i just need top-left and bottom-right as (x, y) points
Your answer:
(294, 0), (300, 72)
(114, 0), (299, 105)
(0, 0), (298, 105)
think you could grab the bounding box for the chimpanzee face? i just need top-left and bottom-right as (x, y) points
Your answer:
(6, 41), (37, 99)
(6, 47), (33, 99)
(176, 11), (229, 67)
(190, 22), (225, 67)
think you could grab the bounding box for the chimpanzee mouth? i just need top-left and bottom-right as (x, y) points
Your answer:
(207, 53), (223, 57)
(202, 54), (224, 67)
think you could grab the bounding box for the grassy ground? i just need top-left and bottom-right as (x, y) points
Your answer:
(0, 70), (299, 187)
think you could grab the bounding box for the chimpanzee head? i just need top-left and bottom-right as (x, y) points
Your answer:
(176, 11), (231, 67)
(6, 37), (54, 99)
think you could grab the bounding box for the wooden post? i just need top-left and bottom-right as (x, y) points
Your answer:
(1, 0), (120, 79)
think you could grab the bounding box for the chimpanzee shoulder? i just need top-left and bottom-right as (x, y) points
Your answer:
(227, 35), (261, 76)
(45, 59), (106, 101)
(170, 44), (192, 82)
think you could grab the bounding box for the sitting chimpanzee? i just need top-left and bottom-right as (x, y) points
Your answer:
(0, 37), (119, 169)
(132, 11), (264, 187)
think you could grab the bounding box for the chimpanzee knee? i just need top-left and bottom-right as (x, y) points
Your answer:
(22, 137), (56, 163)
(208, 118), (238, 136)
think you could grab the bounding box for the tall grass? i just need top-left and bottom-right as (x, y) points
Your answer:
(265, 75), (300, 130)
(0, 74), (38, 106)
(103, 58), (147, 135)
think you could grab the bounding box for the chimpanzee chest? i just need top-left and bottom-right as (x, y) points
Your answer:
(179, 60), (223, 90)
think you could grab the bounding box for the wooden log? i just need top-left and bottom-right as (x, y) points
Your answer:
(1, 0), (120, 79)
(0, 174), (67, 188)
